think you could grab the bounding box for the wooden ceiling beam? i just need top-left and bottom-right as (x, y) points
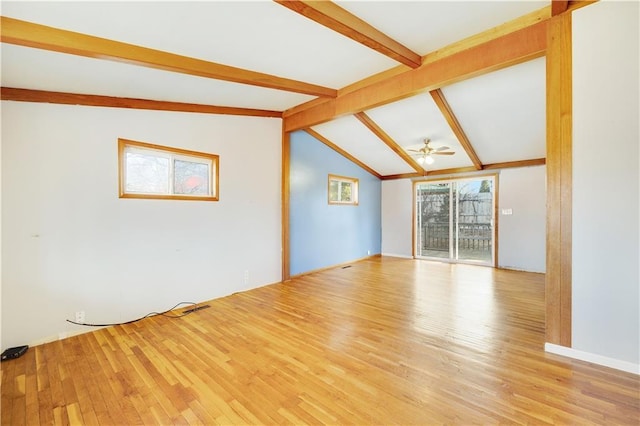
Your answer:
(380, 158), (546, 180)
(304, 129), (382, 179)
(0, 16), (336, 98)
(0, 87), (282, 118)
(551, 1), (570, 16)
(380, 172), (424, 181)
(567, 1), (598, 13)
(482, 158), (546, 170)
(274, 0), (421, 69)
(284, 20), (547, 132)
(354, 112), (424, 174)
(284, 6), (551, 119)
(429, 89), (483, 170)
(283, 66), (411, 119)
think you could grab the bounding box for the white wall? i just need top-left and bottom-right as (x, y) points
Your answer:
(381, 178), (413, 257)
(381, 167), (546, 272)
(498, 166), (546, 273)
(1, 102), (282, 349)
(572, 1), (639, 365)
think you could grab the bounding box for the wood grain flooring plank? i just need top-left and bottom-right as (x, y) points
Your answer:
(24, 350), (40, 425)
(2, 257), (638, 424)
(1, 351), (16, 426)
(10, 375), (26, 425)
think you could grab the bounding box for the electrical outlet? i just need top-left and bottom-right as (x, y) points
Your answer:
(243, 270), (249, 285)
(75, 311), (85, 324)
(367, 250), (371, 255)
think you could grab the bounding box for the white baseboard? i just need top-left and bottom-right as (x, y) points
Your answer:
(545, 343), (639, 375)
(381, 253), (413, 259)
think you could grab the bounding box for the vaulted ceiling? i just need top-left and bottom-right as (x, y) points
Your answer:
(1, 1), (575, 179)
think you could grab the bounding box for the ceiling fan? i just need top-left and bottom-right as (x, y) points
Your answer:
(407, 138), (455, 165)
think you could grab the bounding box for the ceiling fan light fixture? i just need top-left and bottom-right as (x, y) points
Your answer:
(408, 138), (453, 166)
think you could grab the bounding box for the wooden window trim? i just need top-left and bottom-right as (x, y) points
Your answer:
(328, 174), (359, 205)
(118, 138), (219, 201)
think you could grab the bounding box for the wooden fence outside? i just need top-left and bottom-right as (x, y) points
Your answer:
(420, 222), (492, 252)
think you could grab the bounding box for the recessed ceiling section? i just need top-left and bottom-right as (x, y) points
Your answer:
(1, 1), (398, 89)
(441, 58), (546, 164)
(0, 45), (314, 111)
(311, 116), (415, 176)
(364, 93), (474, 170)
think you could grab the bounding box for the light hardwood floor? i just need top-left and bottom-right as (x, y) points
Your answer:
(2, 257), (638, 425)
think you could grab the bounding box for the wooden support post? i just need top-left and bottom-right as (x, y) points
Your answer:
(546, 12), (572, 346)
(282, 129), (291, 281)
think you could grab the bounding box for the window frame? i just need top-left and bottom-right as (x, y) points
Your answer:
(118, 138), (219, 201)
(328, 174), (359, 205)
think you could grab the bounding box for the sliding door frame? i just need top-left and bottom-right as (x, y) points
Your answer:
(413, 173), (499, 267)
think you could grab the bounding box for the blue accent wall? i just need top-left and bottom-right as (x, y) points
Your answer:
(290, 130), (381, 276)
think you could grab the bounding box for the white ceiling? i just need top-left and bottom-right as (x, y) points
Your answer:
(441, 57), (547, 165)
(1, 1), (549, 177)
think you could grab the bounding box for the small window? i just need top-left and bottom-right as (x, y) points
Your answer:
(328, 174), (358, 205)
(118, 138), (218, 201)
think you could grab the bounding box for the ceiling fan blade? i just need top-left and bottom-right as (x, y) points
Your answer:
(432, 151), (455, 155)
(435, 146), (450, 151)
(406, 149), (424, 153)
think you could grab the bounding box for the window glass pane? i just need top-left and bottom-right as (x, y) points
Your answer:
(340, 182), (352, 202)
(417, 183), (451, 259)
(119, 139), (218, 201)
(125, 151), (169, 194)
(328, 175), (358, 205)
(329, 180), (340, 201)
(174, 159), (210, 195)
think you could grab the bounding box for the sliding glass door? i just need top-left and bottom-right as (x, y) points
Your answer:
(416, 182), (452, 260)
(415, 176), (495, 265)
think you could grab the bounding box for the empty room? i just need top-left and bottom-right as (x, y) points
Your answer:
(1, 1), (638, 424)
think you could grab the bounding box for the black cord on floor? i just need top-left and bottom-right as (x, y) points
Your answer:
(65, 301), (198, 327)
